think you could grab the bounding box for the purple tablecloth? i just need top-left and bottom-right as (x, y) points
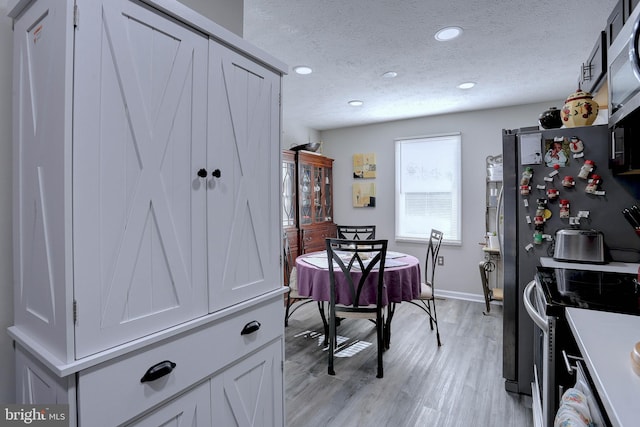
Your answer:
(295, 252), (421, 306)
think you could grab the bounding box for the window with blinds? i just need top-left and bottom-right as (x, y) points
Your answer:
(395, 133), (461, 244)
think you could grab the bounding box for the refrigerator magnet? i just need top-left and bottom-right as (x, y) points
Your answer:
(519, 133), (542, 165)
(570, 136), (584, 158)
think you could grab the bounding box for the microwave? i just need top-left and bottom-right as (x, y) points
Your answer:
(610, 106), (640, 174)
(608, 5), (640, 126)
(609, 5), (640, 174)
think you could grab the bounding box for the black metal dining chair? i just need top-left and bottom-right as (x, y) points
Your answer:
(325, 238), (388, 378)
(408, 229), (444, 346)
(283, 231), (313, 326)
(336, 225), (376, 240)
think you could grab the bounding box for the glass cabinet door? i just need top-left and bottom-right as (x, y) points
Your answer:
(313, 166), (324, 223)
(299, 163), (312, 225)
(324, 167), (332, 222)
(296, 151), (334, 229)
(282, 157), (296, 228)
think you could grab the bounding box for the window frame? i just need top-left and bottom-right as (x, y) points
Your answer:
(394, 132), (462, 245)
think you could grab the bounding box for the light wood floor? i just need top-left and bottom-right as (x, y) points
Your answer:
(284, 298), (533, 427)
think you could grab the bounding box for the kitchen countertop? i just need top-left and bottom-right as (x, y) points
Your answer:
(565, 308), (640, 427)
(540, 257), (640, 274)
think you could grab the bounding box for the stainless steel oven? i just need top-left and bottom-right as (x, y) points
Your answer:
(524, 266), (640, 426)
(524, 278), (609, 427)
(524, 280), (555, 427)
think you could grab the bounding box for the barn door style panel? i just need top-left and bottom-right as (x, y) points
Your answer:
(15, 346), (71, 406)
(12, 0), (75, 362)
(207, 43), (281, 311)
(124, 382), (211, 427)
(210, 340), (283, 427)
(72, 0), (209, 358)
(11, 0), (286, 424)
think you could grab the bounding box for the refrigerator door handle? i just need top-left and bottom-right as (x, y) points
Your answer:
(495, 184), (504, 253)
(523, 280), (549, 332)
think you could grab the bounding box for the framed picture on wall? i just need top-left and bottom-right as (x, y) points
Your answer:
(353, 182), (376, 207)
(353, 153), (376, 178)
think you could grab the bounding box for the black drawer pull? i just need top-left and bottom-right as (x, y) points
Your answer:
(241, 320), (261, 335)
(140, 360), (176, 383)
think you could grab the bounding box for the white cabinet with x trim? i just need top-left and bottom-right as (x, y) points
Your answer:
(8, 0), (286, 425)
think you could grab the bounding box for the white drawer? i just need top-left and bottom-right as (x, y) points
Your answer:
(77, 299), (282, 426)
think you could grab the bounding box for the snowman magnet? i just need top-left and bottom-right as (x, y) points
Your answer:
(570, 136), (584, 158)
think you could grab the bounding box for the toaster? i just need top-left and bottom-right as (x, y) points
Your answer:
(553, 229), (606, 264)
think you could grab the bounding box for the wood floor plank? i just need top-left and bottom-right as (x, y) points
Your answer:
(284, 298), (533, 427)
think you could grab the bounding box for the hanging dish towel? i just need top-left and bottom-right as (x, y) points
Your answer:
(553, 388), (593, 427)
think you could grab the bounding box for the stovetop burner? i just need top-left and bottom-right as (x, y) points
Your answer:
(536, 267), (640, 316)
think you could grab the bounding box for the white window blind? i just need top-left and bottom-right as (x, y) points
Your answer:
(395, 133), (461, 244)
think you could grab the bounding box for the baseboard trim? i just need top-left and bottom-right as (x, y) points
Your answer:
(435, 289), (503, 306)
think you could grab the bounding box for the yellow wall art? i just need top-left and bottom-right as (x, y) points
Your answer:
(353, 182), (376, 207)
(353, 153), (376, 179)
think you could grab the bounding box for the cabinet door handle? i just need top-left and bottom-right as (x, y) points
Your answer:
(241, 320), (261, 335)
(140, 360), (177, 383)
(211, 169), (221, 178)
(197, 168), (208, 178)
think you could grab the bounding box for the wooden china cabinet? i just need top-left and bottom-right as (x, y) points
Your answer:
(282, 150), (300, 260)
(282, 150), (336, 258)
(297, 151), (337, 253)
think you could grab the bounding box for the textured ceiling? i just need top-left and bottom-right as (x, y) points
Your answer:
(244, 0), (617, 131)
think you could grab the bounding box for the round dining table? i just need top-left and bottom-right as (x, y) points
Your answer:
(294, 250), (422, 348)
(295, 251), (422, 305)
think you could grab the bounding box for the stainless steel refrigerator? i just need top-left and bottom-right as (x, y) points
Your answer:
(500, 124), (640, 395)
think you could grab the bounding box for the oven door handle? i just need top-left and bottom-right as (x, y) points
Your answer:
(523, 280), (549, 333)
(630, 14), (640, 82)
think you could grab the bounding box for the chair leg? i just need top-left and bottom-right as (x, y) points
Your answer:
(428, 301), (434, 331)
(284, 292), (292, 327)
(422, 299), (434, 331)
(406, 299), (442, 347)
(376, 313), (384, 378)
(328, 304), (335, 376)
(285, 299), (314, 327)
(431, 299), (442, 347)
(318, 302), (329, 347)
(384, 303), (396, 349)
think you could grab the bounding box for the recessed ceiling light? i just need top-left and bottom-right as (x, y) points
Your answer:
(293, 65), (313, 75)
(348, 100), (364, 107)
(435, 26), (463, 41)
(457, 82), (476, 89)
(382, 71), (398, 78)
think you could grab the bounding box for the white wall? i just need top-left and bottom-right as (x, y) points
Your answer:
(281, 117), (320, 151)
(0, 0), (244, 404)
(178, 0), (243, 36)
(320, 101), (563, 299)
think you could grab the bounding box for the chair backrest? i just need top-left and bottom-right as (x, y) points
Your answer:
(325, 238), (387, 309)
(283, 231), (294, 287)
(425, 229), (444, 288)
(336, 225), (376, 240)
